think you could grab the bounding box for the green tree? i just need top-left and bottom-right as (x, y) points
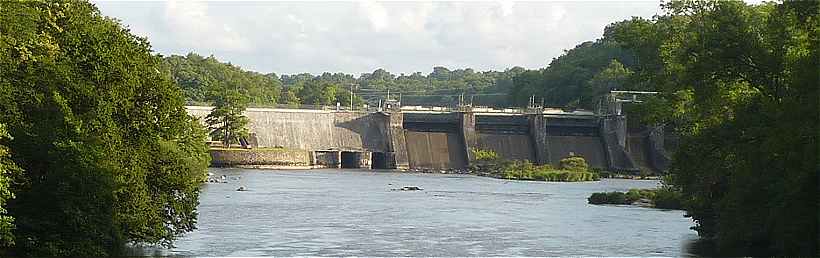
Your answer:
(0, 0), (210, 255)
(605, 1), (818, 255)
(583, 59), (633, 108)
(279, 88), (301, 107)
(164, 53), (281, 106)
(0, 124), (20, 248)
(298, 80), (339, 106)
(510, 41), (636, 109)
(205, 90), (250, 147)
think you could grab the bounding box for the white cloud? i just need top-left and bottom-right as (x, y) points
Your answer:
(359, 1), (390, 31)
(94, 1), (661, 75)
(163, 1), (251, 52)
(499, 1), (514, 17)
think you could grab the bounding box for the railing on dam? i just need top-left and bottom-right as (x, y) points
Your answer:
(187, 101), (600, 116)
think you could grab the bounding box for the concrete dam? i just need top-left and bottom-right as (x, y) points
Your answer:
(186, 106), (667, 173)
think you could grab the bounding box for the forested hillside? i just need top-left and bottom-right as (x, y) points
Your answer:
(165, 53), (530, 108)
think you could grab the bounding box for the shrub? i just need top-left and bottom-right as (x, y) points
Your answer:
(471, 148), (499, 161)
(559, 156), (589, 172)
(588, 191), (629, 205)
(589, 188), (683, 209)
(651, 187), (682, 209)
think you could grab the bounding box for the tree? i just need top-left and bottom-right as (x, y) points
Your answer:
(0, 0), (210, 255)
(605, 1), (818, 255)
(298, 80), (339, 106)
(509, 41), (636, 109)
(583, 59), (633, 108)
(279, 88), (301, 107)
(164, 53), (281, 106)
(0, 124), (20, 249)
(205, 90), (250, 147)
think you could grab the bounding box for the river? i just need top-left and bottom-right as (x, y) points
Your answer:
(152, 168), (700, 256)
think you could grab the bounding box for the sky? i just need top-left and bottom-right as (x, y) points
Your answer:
(94, 1), (664, 75)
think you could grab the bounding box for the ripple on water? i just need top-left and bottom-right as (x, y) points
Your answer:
(164, 169), (697, 256)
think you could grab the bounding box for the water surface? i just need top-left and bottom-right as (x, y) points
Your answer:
(159, 168), (698, 256)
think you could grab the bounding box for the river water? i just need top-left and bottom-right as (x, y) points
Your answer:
(156, 168), (699, 256)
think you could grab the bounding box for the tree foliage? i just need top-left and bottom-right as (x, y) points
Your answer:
(166, 54), (527, 108)
(509, 41), (637, 109)
(205, 89), (250, 146)
(0, 0), (210, 255)
(165, 53), (281, 105)
(604, 1), (818, 255)
(0, 124), (20, 248)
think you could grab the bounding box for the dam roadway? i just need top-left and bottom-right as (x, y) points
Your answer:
(186, 106), (667, 173)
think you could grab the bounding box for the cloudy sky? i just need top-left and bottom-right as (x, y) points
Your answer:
(94, 1), (664, 75)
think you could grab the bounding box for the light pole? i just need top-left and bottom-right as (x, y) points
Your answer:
(349, 83), (356, 111)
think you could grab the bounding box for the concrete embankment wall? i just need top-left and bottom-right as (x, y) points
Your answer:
(210, 149), (311, 168)
(187, 106), (388, 152)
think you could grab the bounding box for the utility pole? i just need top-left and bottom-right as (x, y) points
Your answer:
(350, 84), (354, 110)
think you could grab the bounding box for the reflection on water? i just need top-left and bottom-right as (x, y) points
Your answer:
(147, 168), (702, 256)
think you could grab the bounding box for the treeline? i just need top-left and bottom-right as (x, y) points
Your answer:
(599, 1), (817, 256)
(510, 41), (637, 110)
(165, 53), (527, 108)
(0, 1), (210, 256)
(167, 43), (644, 111)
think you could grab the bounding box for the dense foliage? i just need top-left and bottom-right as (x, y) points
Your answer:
(602, 1), (818, 255)
(588, 188), (681, 210)
(470, 149), (599, 182)
(166, 53), (281, 105)
(509, 41), (637, 109)
(558, 156), (590, 172)
(500, 160), (599, 182)
(0, 124), (20, 248)
(205, 86), (250, 147)
(166, 54), (527, 108)
(0, 1), (210, 255)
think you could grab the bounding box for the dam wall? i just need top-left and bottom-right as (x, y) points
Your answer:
(402, 112), (468, 169)
(187, 106), (389, 152)
(474, 114), (534, 162)
(187, 106), (656, 172)
(542, 116), (608, 169)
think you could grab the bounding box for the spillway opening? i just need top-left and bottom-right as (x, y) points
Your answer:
(371, 152), (388, 169)
(340, 151), (360, 168)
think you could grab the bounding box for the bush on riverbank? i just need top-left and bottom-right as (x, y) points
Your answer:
(470, 149), (599, 182)
(559, 156), (589, 172)
(501, 161), (599, 182)
(588, 187), (682, 209)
